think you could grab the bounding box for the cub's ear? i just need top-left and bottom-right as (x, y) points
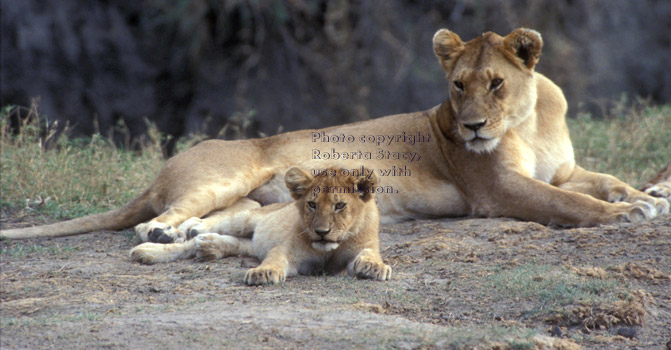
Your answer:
(285, 167), (314, 200)
(503, 28), (543, 69)
(352, 168), (378, 202)
(433, 29), (464, 72)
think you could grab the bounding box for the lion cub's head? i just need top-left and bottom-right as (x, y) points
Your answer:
(284, 167), (379, 252)
(433, 28), (543, 153)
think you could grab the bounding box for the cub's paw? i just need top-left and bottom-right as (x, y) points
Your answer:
(130, 243), (165, 265)
(177, 217), (209, 239)
(135, 221), (185, 244)
(195, 233), (237, 260)
(244, 266), (286, 285)
(350, 251), (392, 281)
(617, 200), (657, 223)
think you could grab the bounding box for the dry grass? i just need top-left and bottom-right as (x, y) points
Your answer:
(1, 99), (669, 220)
(0, 103), (163, 219)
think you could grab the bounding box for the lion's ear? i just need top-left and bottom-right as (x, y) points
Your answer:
(503, 28), (543, 69)
(433, 29), (464, 72)
(353, 168), (378, 202)
(285, 167), (314, 200)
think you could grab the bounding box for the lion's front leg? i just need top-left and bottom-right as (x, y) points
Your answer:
(244, 246), (291, 285)
(559, 166), (670, 215)
(347, 248), (392, 281)
(475, 171), (661, 227)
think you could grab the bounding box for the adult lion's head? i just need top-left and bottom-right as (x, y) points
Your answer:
(433, 28), (543, 153)
(285, 167), (378, 252)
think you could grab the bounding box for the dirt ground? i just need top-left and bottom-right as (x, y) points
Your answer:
(1, 214), (670, 349)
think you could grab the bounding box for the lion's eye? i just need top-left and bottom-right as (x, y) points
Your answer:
(453, 81), (464, 91)
(490, 78), (503, 91)
(307, 201), (316, 210)
(335, 202), (346, 210)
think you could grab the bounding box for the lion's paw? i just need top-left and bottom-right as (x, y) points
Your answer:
(130, 242), (165, 265)
(195, 233), (237, 260)
(135, 221), (185, 244)
(651, 196), (670, 215)
(177, 217), (209, 240)
(617, 200), (658, 223)
(644, 181), (671, 201)
(606, 185), (630, 203)
(631, 193), (669, 216)
(350, 252), (392, 281)
(244, 266), (286, 285)
(606, 185), (669, 216)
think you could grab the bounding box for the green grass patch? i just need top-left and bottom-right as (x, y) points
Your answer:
(486, 263), (622, 319)
(569, 99), (671, 187)
(362, 325), (540, 350)
(1, 242), (77, 258)
(0, 311), (105, 328)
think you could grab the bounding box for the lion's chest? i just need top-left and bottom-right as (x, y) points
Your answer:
(297, 258), (327, 275)
(516, 137), (573, 184)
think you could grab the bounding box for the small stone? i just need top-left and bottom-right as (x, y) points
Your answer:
(617, 326), (636, 339)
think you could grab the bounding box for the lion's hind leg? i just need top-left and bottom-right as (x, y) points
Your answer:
(194, 232), (254, 261)
(130, 239), (197, 265)
(177, 198), (262, 239)
(136, 195), (263, 244)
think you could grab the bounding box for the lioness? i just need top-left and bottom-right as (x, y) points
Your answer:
(1, 27), (669, 241)
(130, 167), (391, 284)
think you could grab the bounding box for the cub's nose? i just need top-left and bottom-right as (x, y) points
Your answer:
(463, 120), (487, 132)
(315, 228), (331, 237)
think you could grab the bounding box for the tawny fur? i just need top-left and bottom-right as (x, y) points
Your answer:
(639, 162), (671, 199)
(130, 167), (392, 285)
(2, 27), (669, 242)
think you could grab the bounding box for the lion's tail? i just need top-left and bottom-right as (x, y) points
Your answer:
(0, 189), (156, 240)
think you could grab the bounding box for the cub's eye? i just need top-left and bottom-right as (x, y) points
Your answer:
(453, 81), (464, 91)
(307, 201), (317, 210)
(335, 202), (346, 210)
(490, 78), (503, 91)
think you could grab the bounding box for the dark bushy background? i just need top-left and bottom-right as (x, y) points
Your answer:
(2, 0), (670, 154)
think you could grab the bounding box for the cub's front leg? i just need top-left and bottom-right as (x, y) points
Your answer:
(244, 245), (291, 285)
(130, 239), (197, 264)
(347, 248), (392, 281)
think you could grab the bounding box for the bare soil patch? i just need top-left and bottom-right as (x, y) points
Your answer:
(2, 215), (670, 349)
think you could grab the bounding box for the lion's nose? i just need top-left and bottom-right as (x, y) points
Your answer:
(315, 228), (331, 236)
(463, 120), (487, 132)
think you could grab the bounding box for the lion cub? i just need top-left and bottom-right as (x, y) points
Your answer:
(130, 167), (391, 285)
